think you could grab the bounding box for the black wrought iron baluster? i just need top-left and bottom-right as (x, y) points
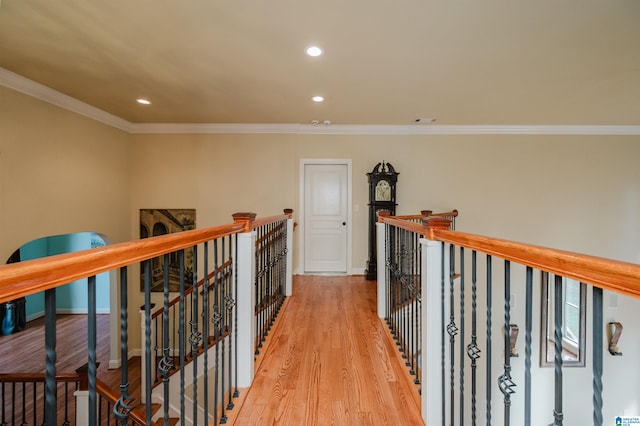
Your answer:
(44, 287), (57, 425)
(400, 228), (406, 354)
(12, 382), (16, 424)
(525, 266), (533, 426)
(416, 231), (422, 390)
(203, 242), (210, 424)
(592, 286), (603, 426)
(190, 245), (200, 426)
(32, 382), (36, 425)
(498, 261), (515, 426)
(114, 266), (134, 425)
(179, 250), (186, 426)
(486, 255), (492, 426)
(88, 274), (98, 426)
(221, 236), (230, 423)
(466, 250), (480, 426)
(267, 223), (273, 335)
(410, 232), (418, 380)
(212, 240), (221, 425)
(385, 224), (391, 326)
(447, 244), (458, 425)
(1, 382), (5, 426)
(232, 234), (240, 402)
(254, 225), (261, 354)
(459, 246), (465, 425)
(21, 382), (26, 426)
(160, 254), (173, 425)
(553, 274), (564, 426)
(440, 242), (446, 426)
(142, 259), (153, 424)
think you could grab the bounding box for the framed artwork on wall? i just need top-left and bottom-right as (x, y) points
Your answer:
(139, 209), (196, 292)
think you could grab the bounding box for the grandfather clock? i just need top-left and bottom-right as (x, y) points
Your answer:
(365, 162), (398, 280)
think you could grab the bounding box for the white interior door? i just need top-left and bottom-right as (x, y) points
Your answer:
(304, 163), (348, 273)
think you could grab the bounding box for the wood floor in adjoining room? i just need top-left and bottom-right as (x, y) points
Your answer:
(231, 275), (424, 426)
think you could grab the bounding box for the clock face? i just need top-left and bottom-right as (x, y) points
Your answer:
(375, 179), (391, 201)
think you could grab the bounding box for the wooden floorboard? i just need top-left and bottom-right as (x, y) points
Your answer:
(229, 275), (424, 426)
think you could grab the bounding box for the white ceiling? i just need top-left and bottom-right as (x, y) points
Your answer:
(1, 0), (639, 126)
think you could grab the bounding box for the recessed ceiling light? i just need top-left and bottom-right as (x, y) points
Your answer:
(312, 96), (324, 103)
(305, 46), (323, 57)
(137, 98), (151, 105)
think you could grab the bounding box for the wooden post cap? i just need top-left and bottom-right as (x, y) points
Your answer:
(421, 216), (451, 230)
(232, 212), (257, 232)
(377, 210), (391, 222)
(284, 208), (294, 215)
(421, 210), (433, 217)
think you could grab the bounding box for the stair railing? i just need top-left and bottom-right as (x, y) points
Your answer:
(0, 209), (294, 426)
(376, 210), (458, 394)
(377, 212), (640, 426)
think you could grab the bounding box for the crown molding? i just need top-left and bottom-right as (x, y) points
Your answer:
(3, 67), (640, 136)
(0, 67), (131, 132)
(131, 123), (640, 135)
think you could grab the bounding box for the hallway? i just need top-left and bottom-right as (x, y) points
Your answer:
(229, 275), (424, 425)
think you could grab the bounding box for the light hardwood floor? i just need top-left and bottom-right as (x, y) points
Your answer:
(0, 275), (424, 425)
(229, 275), (424, 425)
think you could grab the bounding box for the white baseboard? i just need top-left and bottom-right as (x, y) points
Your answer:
(351, 267), (365, 275)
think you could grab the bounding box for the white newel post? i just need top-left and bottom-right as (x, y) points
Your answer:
(285, 210), (294, 297)
(75, 390), (89, 425)
(234, 213), (257, 388)
(376, 220), (387, 319)
(422, 237), (443, 426)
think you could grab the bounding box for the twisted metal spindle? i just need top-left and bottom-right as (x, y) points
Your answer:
(486, 255), (492, 426)
(88, 275), (98, 425)
(553, 274), (564, 426)
(498, 261), (515, 426)
(447, 244), (458, 425)
(466, 251), (480, 426)
(592, 286), (603, 426)
(525, 267), (533, 426)
(44, 288), (57, 425)
(114, 267), (134, 425)
(179, 250), (186, 425)
(190, 245), (201, 426)
(459, 246), (465, 425)
(160, 254), (174, 424)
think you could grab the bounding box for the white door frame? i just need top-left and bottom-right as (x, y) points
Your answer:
(298, 159), (353, 275)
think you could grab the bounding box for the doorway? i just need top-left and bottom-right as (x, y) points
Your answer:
(299, 159), (352, 274)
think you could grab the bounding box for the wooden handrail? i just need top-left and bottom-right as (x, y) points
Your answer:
(382, 209), (458, 221)
(251, 213), (291, 230)
(432, 228), (640, 299)
(427, 209), (458, 218)
(378, 214), (640, 299)
(0, 221), (244, 304)
(96, 377), (146, 425)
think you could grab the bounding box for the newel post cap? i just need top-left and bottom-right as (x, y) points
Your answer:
(232, 212), (257, 232)
(284, 208), (294, 217)
(377, 210), (391, 223)
(421, 216), (451, 239)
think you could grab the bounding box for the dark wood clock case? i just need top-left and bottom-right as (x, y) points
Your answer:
(365, 162), (398, 280)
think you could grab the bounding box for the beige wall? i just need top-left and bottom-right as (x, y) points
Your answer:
(0, 86), (132, 260)
(132, 132), (640, 268)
